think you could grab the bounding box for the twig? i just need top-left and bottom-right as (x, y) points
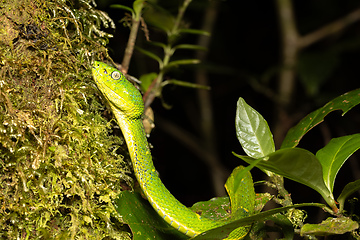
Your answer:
(121, 18), (140, 74)
(170, 0), (192, 36)
(273, 0), (299, 147)
(143, 0), (193, 110)
(121, 2), (146, 74)
(298, 8), (360, 49)
(194, 0), (227, 196)
(275, 0), (298, 108)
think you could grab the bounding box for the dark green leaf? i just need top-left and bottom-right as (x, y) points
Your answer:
(135, 47), (163, 67)
(316, 134), (360, 192)
(298, 51), (339, 96)
(191, 203), (326, 240)
(234, 148), (335, 208)
(266, 214), (294, 240)
(281, 88), (360, 149)
(337, 179), (360, 212)
(300, 217), (359, 236)
(235, 97), (275, 158)
(115, 191), (188, 240)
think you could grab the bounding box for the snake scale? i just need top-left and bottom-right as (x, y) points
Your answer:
(92, 61), (254, 239)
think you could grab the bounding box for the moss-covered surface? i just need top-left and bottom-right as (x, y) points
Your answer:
(0, 0), (132, 239)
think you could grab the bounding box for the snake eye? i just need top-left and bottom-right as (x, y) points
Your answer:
(111, 71), (121, 80)
(103, 70), (108, 74)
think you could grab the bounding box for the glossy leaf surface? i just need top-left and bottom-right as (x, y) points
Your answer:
(234, 148), (335, 207)
(235, 97), (275, 158)
(316, 134), (360, 192)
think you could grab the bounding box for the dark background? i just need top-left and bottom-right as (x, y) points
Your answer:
(96, 0), (360, 221)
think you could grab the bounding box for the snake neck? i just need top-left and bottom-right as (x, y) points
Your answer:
(110, 105), (220, 237)
(110, 106), (153, 186)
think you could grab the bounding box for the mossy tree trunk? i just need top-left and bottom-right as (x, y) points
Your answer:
(0, 0), (131, 239)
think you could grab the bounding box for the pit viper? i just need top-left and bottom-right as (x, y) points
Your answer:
(92, 61), (254, 239)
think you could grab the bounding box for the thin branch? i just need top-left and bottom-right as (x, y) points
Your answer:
(194, 0), (227, 197)
(143, 0), (192, 110)
(122, 17), (141, 74)
(275, 0), (298, 107)
(273, 0), (299, 147)
(121, 1), (146, 74)
(170, 0), (192, 36)
(298, 8), (360, 49)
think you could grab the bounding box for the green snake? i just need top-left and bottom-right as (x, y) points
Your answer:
(92, 61), (253, 239)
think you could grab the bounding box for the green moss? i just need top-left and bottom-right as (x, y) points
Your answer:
(0, 0), (131, 239)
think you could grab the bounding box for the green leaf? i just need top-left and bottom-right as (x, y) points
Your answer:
(178, 28), (210, 36)
(139, 72), (158, 92)
(115, 191), (188, 240)
(337, 179), (360, 212)
(233, 148), (335, 208)
(110, 4), (134, 16)
(142, 3), (176, 34)
(316, 134), (360, 192)
(265, 214), (294, 240)
(225, 166), (255, 220)
(135, 47), (163, 67)
(281, 88), (360, 149)
(191, 197), (231, 221)
(173, 44), (207, 51)
(300, 217), (359, 236)
(235, 97), (275, 158)
(253, 193), (273, 213)
(161, 79), (210, 90)
(133, 0), (146, 19)
(148, 41), (167, 49)
(298, 51), (339, 96)
(164, 59), (200, 70)
(191, 203), (326, 240)
(193, 166), (256, 239)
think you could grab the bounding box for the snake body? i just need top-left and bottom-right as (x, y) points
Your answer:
(92, 61), (252, 238)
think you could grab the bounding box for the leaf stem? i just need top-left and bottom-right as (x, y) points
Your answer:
(143, 0), (193, 110)
(170, 0), (192, 37)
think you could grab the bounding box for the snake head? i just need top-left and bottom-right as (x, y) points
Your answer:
(92, 61), (144, 119)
